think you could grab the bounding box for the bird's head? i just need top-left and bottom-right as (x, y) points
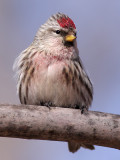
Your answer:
(34, 13), (77, 53)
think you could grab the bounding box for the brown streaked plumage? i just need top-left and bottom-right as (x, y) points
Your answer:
(13, 13), (94, 153)
(19, 83), (22, 103)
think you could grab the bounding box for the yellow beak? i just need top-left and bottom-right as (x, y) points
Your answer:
(65, 35), (76, 42)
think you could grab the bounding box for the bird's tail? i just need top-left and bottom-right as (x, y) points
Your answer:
(68, 142), (95, 153)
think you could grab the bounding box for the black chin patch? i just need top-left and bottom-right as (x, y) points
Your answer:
(64, 41), (74, 47)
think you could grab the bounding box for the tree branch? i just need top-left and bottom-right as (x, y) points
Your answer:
(0, 104), (120, 149)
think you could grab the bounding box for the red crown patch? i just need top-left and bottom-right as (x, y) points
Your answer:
(57, 17), (76, 29)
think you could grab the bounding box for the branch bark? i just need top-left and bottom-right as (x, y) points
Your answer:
(0, 104), (120, 150)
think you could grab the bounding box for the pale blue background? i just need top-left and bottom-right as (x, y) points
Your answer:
(0, 0), (120, 159)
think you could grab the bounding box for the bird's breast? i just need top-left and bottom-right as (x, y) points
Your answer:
(25, 54), (92, 108)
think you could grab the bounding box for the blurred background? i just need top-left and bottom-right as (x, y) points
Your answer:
(0, 0), (120, 159)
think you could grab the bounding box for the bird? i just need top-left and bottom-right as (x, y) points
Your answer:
(13, 13), (94, 153)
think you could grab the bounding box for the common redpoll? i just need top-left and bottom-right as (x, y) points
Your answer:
(13, 13), (94, 153)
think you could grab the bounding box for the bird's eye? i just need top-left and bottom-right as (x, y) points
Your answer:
(74, 32), (77, 36)
(56, 30), (61, 34)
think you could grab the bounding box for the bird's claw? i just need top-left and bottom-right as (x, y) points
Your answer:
(40, 101), (52, 110)
(74, 105), (88, 114)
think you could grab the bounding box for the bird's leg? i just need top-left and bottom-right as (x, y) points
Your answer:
(74, 105), (88, 114)
(40, 101), (53, 109)
(80, 106), (88, 114)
